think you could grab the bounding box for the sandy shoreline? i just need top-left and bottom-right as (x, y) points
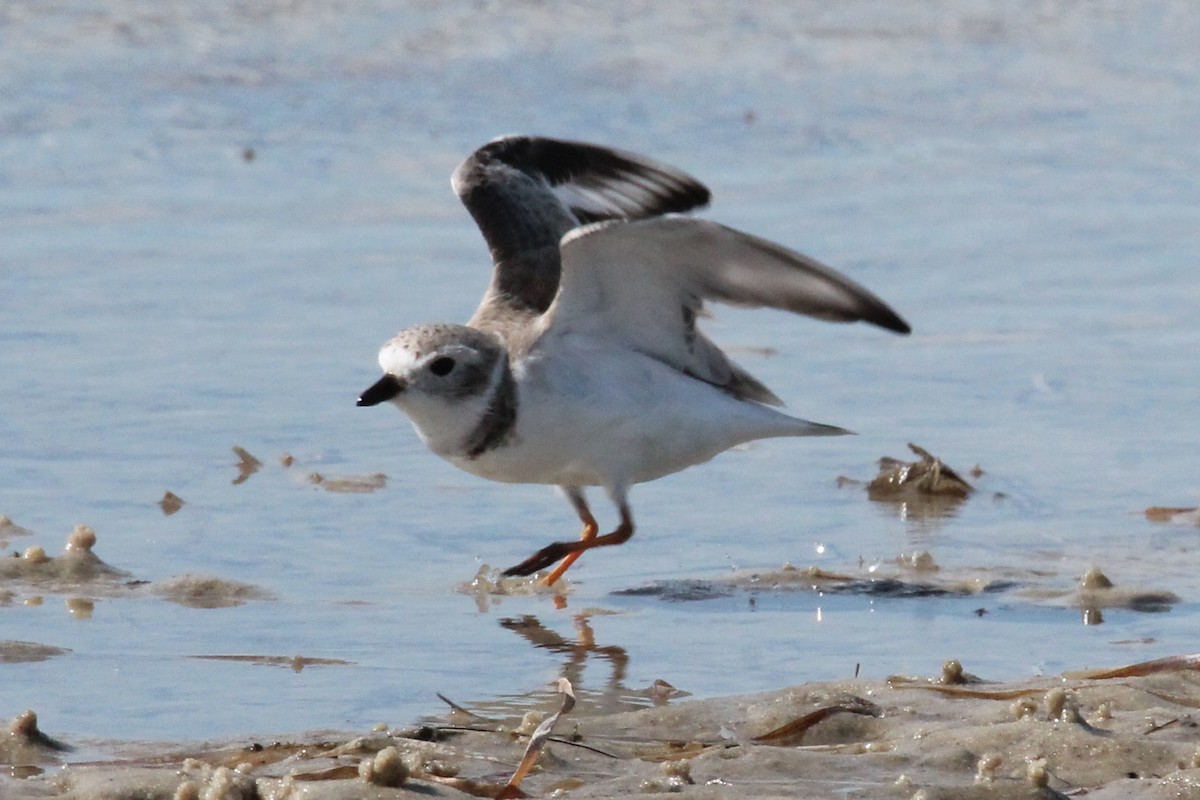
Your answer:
(6, 655), (1200, 799)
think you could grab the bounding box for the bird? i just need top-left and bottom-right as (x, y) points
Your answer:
(358, 135), (910, 585)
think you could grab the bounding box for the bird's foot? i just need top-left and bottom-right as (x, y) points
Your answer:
(503, 541), (573, 578)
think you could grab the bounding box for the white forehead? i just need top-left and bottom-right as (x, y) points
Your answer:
(377, 338), (422, 375)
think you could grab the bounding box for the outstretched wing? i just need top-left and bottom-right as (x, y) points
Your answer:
(452, 136), (710, 321)
(544, 216), (910, 405)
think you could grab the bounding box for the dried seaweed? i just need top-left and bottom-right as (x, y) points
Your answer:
(904, 685), (1045, 700)
(288, 764), (360, 782)
(437, 692), (493, 721)
(497, 678), (576, 799)
(1063, 653), (1200, 680)
(752, 696), (881, 745)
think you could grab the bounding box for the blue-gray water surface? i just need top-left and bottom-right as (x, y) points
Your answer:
(2, 1), (1198, 747)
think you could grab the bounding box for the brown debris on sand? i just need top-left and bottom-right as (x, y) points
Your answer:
(1144, 506), (1200, 526)
(2, 710), (73, 769)
(496, 678), (575, 799)
(0, 641), (72, 665)
(1, 525), (274, 612)
(306, 471), (388, 493)
(0, 515), (35, 549)
(159, 491), (186, 515)
(629, 560), (1017, 603)
(231, 445), (262, 485)
(230, 445), (390, 492)
(838, 443), (978, 523)
(1017, 567), (1179, 623)
(0, 524), (129, 589)
(153, 574), (274, 608)
(867, 443), (975, 499)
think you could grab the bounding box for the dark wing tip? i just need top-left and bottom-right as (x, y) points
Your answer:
(733, 225), (912, 335)
(869, 305), (912, 335)
(527, 135), (712, 217)
(834, 295), (910, 334)
(455, 135), (711, 221)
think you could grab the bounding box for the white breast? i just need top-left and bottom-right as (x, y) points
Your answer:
(446, 335), (808, 489)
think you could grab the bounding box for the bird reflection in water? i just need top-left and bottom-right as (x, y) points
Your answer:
(466, 613), (685, 720)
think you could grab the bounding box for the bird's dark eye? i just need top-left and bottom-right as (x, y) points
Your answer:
(429, 356), (456, 376)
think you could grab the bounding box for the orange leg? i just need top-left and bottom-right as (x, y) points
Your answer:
(543, 521), (597, 586)
(504, 490), (634, 584)
(541, 488), (599, 585)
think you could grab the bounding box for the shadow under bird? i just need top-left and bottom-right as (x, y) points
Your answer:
(358, 136), (910, 585)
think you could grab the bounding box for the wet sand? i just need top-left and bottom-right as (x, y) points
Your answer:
(6, 654), (1200, 799)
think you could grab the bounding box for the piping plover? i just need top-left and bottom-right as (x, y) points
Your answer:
(359, 136), (910, 584)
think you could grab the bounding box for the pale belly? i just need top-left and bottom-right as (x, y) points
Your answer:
(444, 344), (808, 489)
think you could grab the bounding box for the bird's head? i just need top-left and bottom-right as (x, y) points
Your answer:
(358, 324), (509, 457)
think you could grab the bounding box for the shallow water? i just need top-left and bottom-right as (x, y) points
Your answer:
(2, 0), (1199, 749)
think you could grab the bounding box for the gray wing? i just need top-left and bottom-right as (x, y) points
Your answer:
(452, 136), (710, 322)
(545, 216), (910, 405)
